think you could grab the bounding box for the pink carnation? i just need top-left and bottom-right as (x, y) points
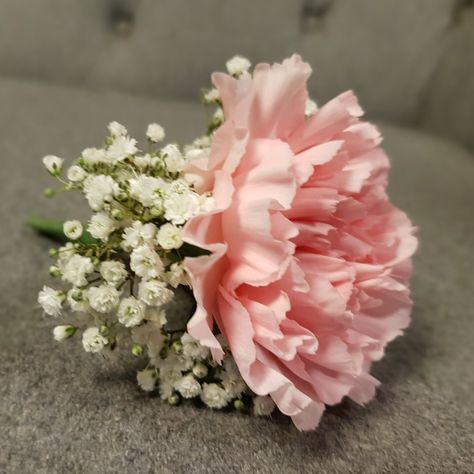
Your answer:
(183, 55), (417, 430)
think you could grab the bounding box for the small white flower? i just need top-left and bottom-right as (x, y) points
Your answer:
(88, 284), (120, 313)
(164, 191), (201, 225)
(42, 155), (63, 175)
(136, 369), (156, 392)
(67, 288), (89, 312)
(121, 221), (157, 251)
(199, 195), (215, 213)
(203, 88), (220, 103)
(161, 144), (185, 173)
(130, 246), (164, 279)
(138, 279), (173, 307)
(117, 296), (146, 327)
(107, 135), (138, 161)
(133, 154), (153, 170)
(88, 212), (117, 242)
(168, 178), (191, 195)
(219, 358), (247, 398)
(184, 147), (209, 162)
(305, 98), (317, 117)
(165, 262), (189, 288)
(38, 286), (64, 317)
(200, 383), (230, 409)
(62, 254), (94, 287)
(129, 175), (167, 208)
(158, 371), (179, 400)
(99, 261), (127, 286)
(81, 147), (107, 165)
(156, 223), (182, 250)
(192, 135), (212, 148)
(82, 327), (108, 353)
(181, 333), (210, 361)
(67, 165), (86, 182)
(83, 175), (119, 211)
(63, 220), (83, 240)
(146, 123), (165, 142)
(213, 107), (224, 122)
(192, 362), (208, 379)
(253, 395), (276, 416)
(174, 374), (201, 399)
(107, 121), (128, 137)
(226, 55), (251, 76)
(56, 242), (76, 271)
(53, 325), (76, 342)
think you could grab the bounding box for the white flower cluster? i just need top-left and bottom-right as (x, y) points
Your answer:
(134, 331), (273, 415)
(38, 122), (201, 355)
(37, 57), (276, 420)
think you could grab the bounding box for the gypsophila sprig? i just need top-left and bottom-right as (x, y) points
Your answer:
(36, 119), (255, 419)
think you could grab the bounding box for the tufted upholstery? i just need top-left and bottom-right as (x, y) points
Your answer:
(1, 4), (473, 473)
(0, 0), (472, 149)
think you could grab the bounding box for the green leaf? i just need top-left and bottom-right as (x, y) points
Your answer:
(25, 216), (99, 245)
(180, 242), (210, 258)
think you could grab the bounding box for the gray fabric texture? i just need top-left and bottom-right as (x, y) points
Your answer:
(300, 0), (455, 123)
(0, 78), (473, 473)
(0, 0), (473, 150)
(420, 6), (474, 152)
(0, 0), (302, 99)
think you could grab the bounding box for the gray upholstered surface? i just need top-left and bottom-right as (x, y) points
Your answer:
(0, 78), (473, 473)
(2, 0), (473, 143)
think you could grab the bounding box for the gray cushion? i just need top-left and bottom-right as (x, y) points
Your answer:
(421, 7), (474, 152)
(0, 0), (302, 100)
(300, 0), (455, 123)
(0, 78), (473, 473)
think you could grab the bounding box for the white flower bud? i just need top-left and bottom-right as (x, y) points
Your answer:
(305, 98), (317, 117)
(192, 362), (208, 379)
(106, 136), (138, 161)
(81, 147), (107, 165)
(129, 175), (167, 208)
(200, 383), (230, 409)
(83, 175), (120, 211)
(138, 279), (173, 307)
(67, 165), (87, 182)
(174, 374), (201, 399)
(161, 144), (185, 173)
(226, 55), (251, 76)
(42, 155), (63, 175)
(146, 123), (165, 143)
(63, 220), (83, 240)
(137, 369), (156, 391)
(213, 107), (224, 122)
(88, 284), (120, 313)
(253, 395), (276, 416)
(130, 246), (164, 280)
(38, 286), (64, 317)
(88, 212), (117, 241)
(61, 254), (94, 287)
(99, 261), (127, 286)
(53, 325), (76, 341)
(117, 296), (146, 328)
(203, 88), (220, 103)
(156, 223), (182, 250)
(107, 121), (128, 137)
(82, 327), (108, 353)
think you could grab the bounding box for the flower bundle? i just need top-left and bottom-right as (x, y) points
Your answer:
(35, 55), (417, 430)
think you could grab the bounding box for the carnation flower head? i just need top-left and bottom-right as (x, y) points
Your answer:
(183, 55), (418, 431)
